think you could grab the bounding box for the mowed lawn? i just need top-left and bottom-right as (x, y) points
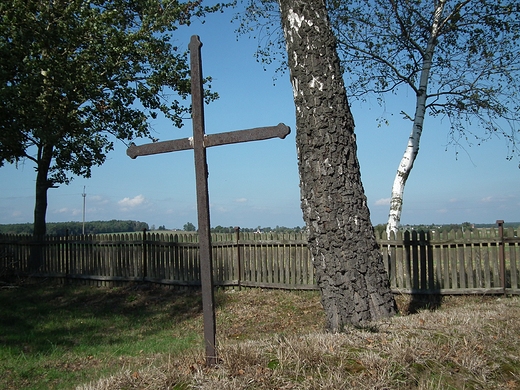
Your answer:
(1, 280), (519, 389)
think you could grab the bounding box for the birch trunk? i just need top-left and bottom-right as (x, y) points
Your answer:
(386, 0), (447, 237)
(279, 0), (396, 329)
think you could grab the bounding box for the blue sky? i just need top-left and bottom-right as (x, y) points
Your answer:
(1, 6), (519, 230)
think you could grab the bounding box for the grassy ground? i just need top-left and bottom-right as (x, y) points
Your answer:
(0, 280), (205, 389)
(1, 280), (519, 389)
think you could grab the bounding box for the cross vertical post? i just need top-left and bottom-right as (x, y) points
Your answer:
(126, 35), (290, 368)
(189, 35), (217, 366)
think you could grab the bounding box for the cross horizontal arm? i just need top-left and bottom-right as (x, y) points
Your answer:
(204, 123), (290, 148)
(126, 123), (290, 159)
(126, 137), (193, 159)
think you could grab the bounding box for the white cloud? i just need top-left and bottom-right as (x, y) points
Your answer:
(118, 194), (145, 209)
(375, 198), (390, 206)
(90, 195), (109, 204)
(235, 198), (248, 203)
(53, 207), (81, 216)
(481, 196), (493, 203)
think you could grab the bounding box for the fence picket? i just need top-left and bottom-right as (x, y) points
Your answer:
(464, 230), (474, 288)
(432, 230), (441, 290)
(473, 230), (482, 288)
(396, 232), (404, 288)
(1, 227), (519, 294)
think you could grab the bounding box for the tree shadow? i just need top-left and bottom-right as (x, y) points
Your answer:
(395, 230), (443, 315)
(0, 281), (208, 356)
(403, 290), (443, 315)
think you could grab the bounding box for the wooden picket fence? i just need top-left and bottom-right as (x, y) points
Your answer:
(1, 224), (519, 295)
(382, 224), (520, 295)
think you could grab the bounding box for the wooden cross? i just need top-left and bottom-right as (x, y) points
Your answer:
(127, 35), (290, 366)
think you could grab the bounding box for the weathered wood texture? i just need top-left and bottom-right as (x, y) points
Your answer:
(1, 228), (519, 294)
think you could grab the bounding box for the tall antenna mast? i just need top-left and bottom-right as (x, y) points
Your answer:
(82, 186), (86, 235)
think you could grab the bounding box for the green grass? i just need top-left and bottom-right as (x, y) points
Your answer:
(1, 281), (520, 389)
(0, 282), (204, 389)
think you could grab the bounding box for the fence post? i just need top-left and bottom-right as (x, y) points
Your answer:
(497, 220), (506, 294)
(65, 229), (70, 283)
(235, 226), (242, 290)
(142, 228), (147, 281)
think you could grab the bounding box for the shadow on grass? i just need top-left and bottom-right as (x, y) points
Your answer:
(0, 280), (207, 356)
(397, 230), (444, 315)
(406, 291), (443, 314)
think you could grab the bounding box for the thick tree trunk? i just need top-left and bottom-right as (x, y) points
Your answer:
(34, 144), (53, 237)
(278, 0), (396, 329)
(30, 144), (53, 272)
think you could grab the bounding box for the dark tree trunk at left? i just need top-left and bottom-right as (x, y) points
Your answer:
(30, 144), (53, 272)
(34, 144), (53, 237)
(278, 0), (396, 329)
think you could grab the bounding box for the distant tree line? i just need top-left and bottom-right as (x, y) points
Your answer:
(0, 220), (149, 235)
(0, 221), (303, 235)
(3, 220), (515, 237)
(178, 223), (304, 234)
(211, 225), (304, 234)
(374, 222), (519, 236)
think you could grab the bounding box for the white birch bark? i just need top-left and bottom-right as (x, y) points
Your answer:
(386, 0), (447, 237)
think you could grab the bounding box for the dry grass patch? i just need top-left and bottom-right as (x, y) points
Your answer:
(80, 293), (520, 390)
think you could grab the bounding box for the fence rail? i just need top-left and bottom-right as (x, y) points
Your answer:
(1, 223), (519, 295)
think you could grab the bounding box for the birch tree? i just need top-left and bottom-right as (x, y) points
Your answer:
(328, 0), (520, 235)
(278, 0), (396, 329)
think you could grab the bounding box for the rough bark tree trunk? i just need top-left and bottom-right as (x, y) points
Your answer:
(278, 0), (396, 329)
(30, 143), (53, 272)
(34, 144), (53, 238)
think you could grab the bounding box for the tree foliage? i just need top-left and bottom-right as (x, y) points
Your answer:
(237, 0), (520, 234)
(0, 0), (223, 236)
(329, 0), (520, 157)
(239, 0), (520, 155)
(235, 0), (286, 71)
(326, 0), (520, 233)
(211, 225), (304, 233)
(0, 220), (149, 235)
(183, 221), (196, 231)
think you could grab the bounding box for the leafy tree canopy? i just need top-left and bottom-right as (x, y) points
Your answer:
(183, 221), (196, 231)
(236, 0), (519, 236)
(0, 0), (223, 180)
(0, 0), (227, 237)
(237, 0), (519, 159)
(328, 0), (520, 160)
